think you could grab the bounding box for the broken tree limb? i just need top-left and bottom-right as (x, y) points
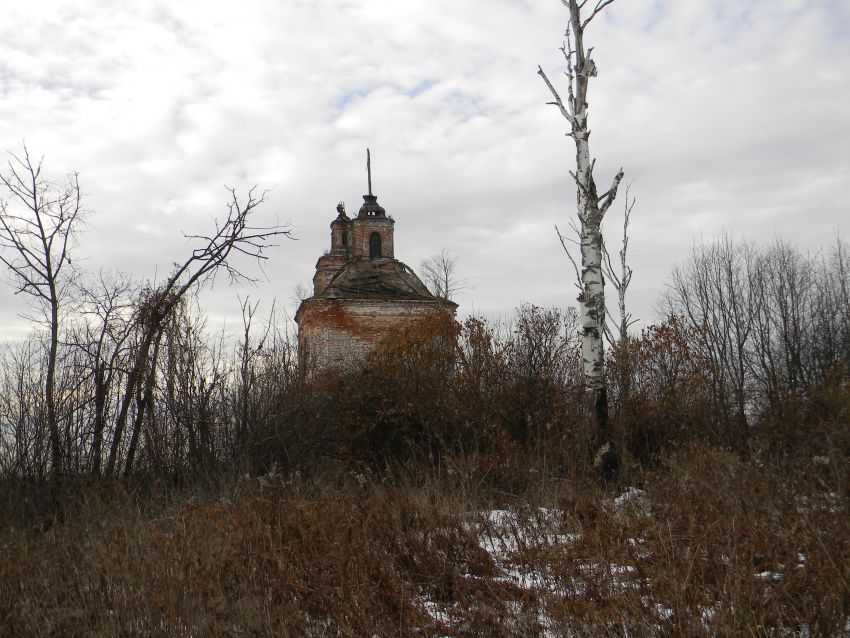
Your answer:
(537, 66), (575, 125)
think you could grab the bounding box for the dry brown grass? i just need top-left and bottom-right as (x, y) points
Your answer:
(1, 449), (847, 637)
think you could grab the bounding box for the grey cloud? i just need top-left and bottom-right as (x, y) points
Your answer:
(0, 0), (848, 339)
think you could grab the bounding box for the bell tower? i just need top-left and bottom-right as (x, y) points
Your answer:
(351, 149), (394, 261)
(312, 201), (351, 295)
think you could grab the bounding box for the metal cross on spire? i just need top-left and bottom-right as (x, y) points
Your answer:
(358, 148), (385, 217)
(366, 148), (372, 196)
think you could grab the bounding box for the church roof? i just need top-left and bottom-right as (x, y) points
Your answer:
(357, 194), (386, 218)
(320, 260), (437, 301)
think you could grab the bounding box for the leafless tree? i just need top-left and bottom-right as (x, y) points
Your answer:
(70, 271), (137, 475)
(602, 185), (637, 410)
(420, 248), (467, 301)
(811, 236), (850, 378)
(660, 234), (850, 442)
(0, 147), (84, 477)
(602, 184), (636, 348)
(0, 339), (46, 476)
(291, 282), (311, 303)
(507, 304), (580, 386)
(231, 305), (300, 473)
(153, 297), (227, 476)
(504, 304), (582, 449)
(538, 0), (623, 478)
(106, 186), (292, 476)
(663, 234), (755, 436)
(234, 296), (275, 457)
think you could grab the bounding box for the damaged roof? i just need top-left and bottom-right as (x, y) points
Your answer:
(320, 260), (437, 301)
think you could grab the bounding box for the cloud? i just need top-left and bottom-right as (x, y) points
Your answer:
(0, 0), (848, 339)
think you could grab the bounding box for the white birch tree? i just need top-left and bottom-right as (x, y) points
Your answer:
(538, 0), (623, 478)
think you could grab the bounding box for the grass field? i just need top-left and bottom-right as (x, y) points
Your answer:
(1, 446), (847, 637)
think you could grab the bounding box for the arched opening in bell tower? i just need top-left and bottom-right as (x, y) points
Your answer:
(369, 232), (381, 259)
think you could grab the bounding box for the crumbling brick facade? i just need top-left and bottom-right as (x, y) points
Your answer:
(296, 192), (457, 373)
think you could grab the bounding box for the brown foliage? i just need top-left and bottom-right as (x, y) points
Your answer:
(1, 449), (847, 636)
(610, 317), (717, 466)
(279, 309), (588, 483)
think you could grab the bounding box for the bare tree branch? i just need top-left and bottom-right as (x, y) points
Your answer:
(583, 0), (617, 28)
(108, 185), (293, 476)
(0, 145), (85, 478)
(598, 168), (624, 217)
(555, 224), (583, 293)
(420, 248), (467, 301)
(537, 66), (575, 125)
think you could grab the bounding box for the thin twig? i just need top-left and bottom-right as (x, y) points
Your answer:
(555, 224), (583, 292)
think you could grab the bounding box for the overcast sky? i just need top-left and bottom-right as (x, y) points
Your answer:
(1, 0), (848, 340)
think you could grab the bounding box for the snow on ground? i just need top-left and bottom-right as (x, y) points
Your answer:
(417, 500), (662, 636)
(414, 490), (840, 637)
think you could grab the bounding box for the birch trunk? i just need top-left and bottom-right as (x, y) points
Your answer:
(539, 0), (623, 478)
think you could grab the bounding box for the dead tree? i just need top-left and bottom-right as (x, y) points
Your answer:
(0, 147), (84, 477)
(538, 0), (623, 479)
(602, 185), (637, 413)
(235, 295), (273, 458)
(420, 249), (467, 301)
(74, 271), (136, 475)
(106, 186), (292, 476)
(602, 184), (636, 348)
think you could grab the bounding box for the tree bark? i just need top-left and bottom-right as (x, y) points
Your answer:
(46, 289), (62, 477)
(539, 0), (622, 479)
(106, 328), (156, 475)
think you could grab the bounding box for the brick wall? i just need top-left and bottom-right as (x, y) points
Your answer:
(351, 217), (394, 259)
(297, 298), (453, 372)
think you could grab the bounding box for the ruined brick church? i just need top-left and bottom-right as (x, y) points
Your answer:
(295, 156), (457, 372)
